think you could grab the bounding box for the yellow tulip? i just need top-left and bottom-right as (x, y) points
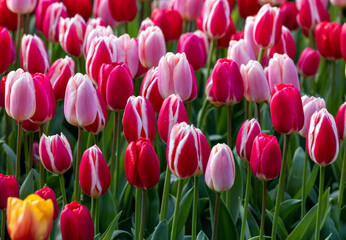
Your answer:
(6, 194), (54, 240)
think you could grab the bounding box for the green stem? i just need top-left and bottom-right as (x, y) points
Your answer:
(124, 22), (129, 34)
(329, 61), (336, 113)
(27, 132), (34, 174)
(226, 105), (232, 209)
(245, 100), (249, 120)
(302, 150), (309, 218)
(59, 174), (67, 206)
(315, 166), (325, 240)
(206, 39), (215, 78)
(15, 14), (21, 68)
(212, 192), (221, 240)
(248, 101), (253, 119)
(135, 188), (140, 240)
(271, 134), (290, 240)
(309, 29), (316, 49)
(39, 124), (45, 188)
(339, 7), (343, 24)
(192, 176), (199, 240)
(139, 190), (147, 240)
(91, 197), (99, 234)
(74, 127), (83, 202)
(338, 145), (346, 221)
(240, 163), (252, 240)
(15, 122), (22, 181)
(256, 103), (261, 126)
(78, 57), (83, 73)
(257, 48), (265, 63)
(160, 166), (171, 220)
(300, 75), (307, 92)
(196, 98), (209, 130)
(171, 179), (183, 240)
(87, 132), (93, 148)
(260, 181), (268, 240)
(5, 113), (9, 144)
(1, 210), (5, 240)
(110, 111), (119, 197)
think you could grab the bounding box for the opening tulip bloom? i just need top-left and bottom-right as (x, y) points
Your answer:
(7, 194), (54, 240)
(0, 174), (19, 210)
(315, 21), (342, 60)
(42, 2), (68, 43)
(83, 25), (113, 57)
(6, 0), (37, 14)
(35, 187), (59, 220)
(336, 102), (346, 141)
(0, 26), (16, 75)
(297, 48), (321, 77)
(297, 0), (329, 32)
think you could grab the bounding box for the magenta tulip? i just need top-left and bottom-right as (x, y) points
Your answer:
(336, 102), (346, 141)
(0, 174), (19, 210)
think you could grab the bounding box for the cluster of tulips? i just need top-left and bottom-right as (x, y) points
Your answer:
(0, 0), (345, 240)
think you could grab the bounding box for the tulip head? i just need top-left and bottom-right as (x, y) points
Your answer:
(280, 1), (298, 31)
(269, 26), (296, 60)
(35, 187), (59, 220)
(237, 0), (261, 19)
(93, 0), (119, 28)
(336, 102), (346, 141)
(236, 118), (261, 162)
(108, 0), (138, 22)
(170, 0), (203, 21)
(62, 0), (92, 21)
(227, 39), (256, 67)
(297, 48), (321, 77)
(0, 174), (19, 210)
(42, 2), (68, 43)
(0, 26), (16, 75)
(6, 0), (37, 14)
(151, 8), (183, 42)
(297, 0), (330, 32)
(315, 21), (342, 60)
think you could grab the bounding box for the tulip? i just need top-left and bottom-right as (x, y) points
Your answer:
(270, 84), (304, 134)
(217, 17), (236, 48)
(60, 201), (94, 240)
(0, 0), (18, 31)
(42, 2), (68, 42)
(237, 0), (261, 18)
(269, 26), (296, 60)
(231, 31), (244, 41)
(299, 96), (326, 138)
(0, 174), (19, 210)
(336, 102), (346, 141)
(315, 21), (342, 60)
(138, 17), (155, 34)
(157, 52), (197, 102)
(253, 4), (282, 49)
(21, 34), (50, 74)
(98, 62), (134, 111)
(7, 194), (53, 240)
(93, 0), (118, 28)
(331, 0), (346, 7)
(115, 34), (139, 78)
(138, 26), (166, 68)
(177, 30), (209, 71)
(152, 0), (170, 9)
(64, 73), (97, 127)
(243, 16), (260, 57)
(35, 0), (58, 32)
(266, 53), (300, 92)
(83, 25), (113, 57)
(170, 0), (203, 21)
(62, 0), (92, 21)
(108, 0), (138, 22)
(341, 23), (346, 61)
(158, 94), (189, 143)
(6, 0), (37, 14)
(240, 60), (271, 103)
(0, 26), (16, 75)
(297, 48), (321, 77)
(227, 39), (256, 67)
(47, 56), (75, 101)
(297, 0), (329, 32)
(59, 14), (86, 57)
(205, 58), (244, 107)
(140, 67), (164, 113)
(86, 17), (107, 30)
(151, 8), (182, 42)
(0, 77), (3, 107)
(84, 89), (108, 134)
(21, 119), (39, 132)
(236, 118), (261, 162)
(35, 187), (59, 220)
(280, 1), (298, 31)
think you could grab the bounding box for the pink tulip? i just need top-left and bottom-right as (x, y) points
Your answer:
(297, 48), (321, 77)
(297, 0), (329, 32)
(227, 39), (256, 69)
(269, 26), (296, 60)
(170, 0), (203, 21)
(243, 16), (260, 57)
(84, 89), (108, 134)
(35, 0), (58, 32)
(93, 0), (119, 28)
(83, 25), (113, 57)
(0, 26), (16, 75)
(62, 0), (92, 21)
(336, 102), (346, 141)
(42, 2), (68, 43)
(35, 187), (59, 220)
(236, 118), (261, 162)
(6, 0), (37, 14)
(115, 34), (139, 78)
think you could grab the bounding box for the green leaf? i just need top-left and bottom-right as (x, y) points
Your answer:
(99, 190), (117, 234)
(266, 210), (288, 240)
(151, 220), (168, 240)
(294, 164), (319, 199)
(228, 154), (243, 223)
(196, 230), (209, 240)
(100, 211), (122, 240)
(3, 143), (16, 175)
(20, 169), (36, 198)
(287, 147), (307, 197)
(279, 199), (302, 222)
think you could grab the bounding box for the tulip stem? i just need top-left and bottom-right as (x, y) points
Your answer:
(39, 124), (45, 188)
(329, 61), (336, 113)
(248, 101), (253, 119)
(315, 166), (325, 240)
(271, 134), (290, 240)
(139, 190), (147, 240)
(192, 176), (199, 240)
(110, 111), (119, 198)
(1, 210), (5, 240)
(338, 145), (346, 223)
(339, 7), (343, 24)
(309, 30), (316, 49)
(206, 39), (215, 78)
(197, 98), (209, 130)
(240, 162), (252, 240)
(15, 14), (21, 68)
(257, 48), (265, 63)
(74, 127), (83, 202)
(212, 192), (221, 240)
(171, 179), (183, 240)
(91, 197), (99, 234)
(15, 122), (22, 181)
(226, 105), (232, 210)
(5, 113), (9, 144)
(59, 174), (67, 206)
(256, 103), (261, 126)
(301, 150), (309, 218)
(135, 188), (140, 240)
(160, 165), (171, 220)
(300, 75), (307, 92)
(27, 133), (34, 174)
(260, 181), (268, 240)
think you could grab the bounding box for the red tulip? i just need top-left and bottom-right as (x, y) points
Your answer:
(336, 102), (346, 141)
(108, 0), (138, 22)
(315, 21), (342, 60)
(62, 0), (92, 21)
(297, 48), (321, 77)
(35, 187), (59, 220)
(0, 174), (19, 210)
(217, 16), (236, 48)
(151, 8), (183, 42)
(297, 0), (329, 32)
(237, 0), (261, 18)
(280, 1), (298, 31)
(341, 23), (346, 61)
(21, 119), (39, 132)
(0, 0), (18, 31)
(0, 26), (16, 75)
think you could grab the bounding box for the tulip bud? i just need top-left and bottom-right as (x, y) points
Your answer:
(35, 0), (58, 32)
(270, 84), (304, 134)
(98, 62), (134, 111)
(298, 96), (326, 138)
(158, 52), (197, 102)
(170, 0), (203, 21)
(205, 59), (244, 107)
(227, 39), (256, 67)
(151, 8), (182, 42)
(59, 14), (87, 57)
(60, 201), (94, 240)
(0, 26), (16, 75)
(250, 133), (282, 180)
(336, 102), (346, 141)
(84, 89), (108, 134)
(47, 56), (75, 101)
(62, 0), (92, 21)
(280, 1), (298, 31)
(79, 145), (110, 198)
(0, 0), (18, 31)
(269, 26), (296, 60)
(138, 17), (155, 34)
(158, 94), (188, 143)
(315, 21), (342, 60)
(64, 73), (97, 127)
(297, 0), (329, 32)
(138, 26), (166, 68)
(237, 0), (261, 18)
(5, 69), (36, 121)
(125, 138), (160, 189)
(0, 174), (19, 210)
(42, 2), (68, 43)
(108, 0), (138, 22)
(21, 119), (39, 132)
(236, 119), (261, 162)
(39, 133), (73, 174)
(83, 25), (113, 57)
(297, 48), (321, 77)
(35, 186), (59, 220)
(93, 0), (119, 28)
(115, 34), (139, 78)
(7, 194), (53, 240)
(6, 0), (37, 14)
(307, 108), (340, 166)
(167, 122), (210, 178)
(341, 23), (346, 61)
(240, 60), (270, 103)
(21, 34), (50, 74)
(205, 143), (235, 192)
(243, 16), (260, 57)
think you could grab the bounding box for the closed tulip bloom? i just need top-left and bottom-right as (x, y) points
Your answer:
(35, 187), (59, 220)
(108, 0), (138, 22)
(140, 67), (164, 113)
(21, 119), (39, 132)
(341, 23), (346, 61)
(269, 26), (296, 60)
(98, 62), (134, 111)
(158, 94), (188, 143)
(244, 16), (260, 57)
(39, 133), (73, 174)
(0, 174), (19, 210)
(60, 201), (94, 240)
(170, 0), (203, 21)
(115, 34), (139, 78)
(7, 194), (53, 240)
(205, 59), (244, 107)
(64, 73), (97, 127)
(83, 25), (113, 57)
(21, 34), (50, 74)
(266, 53), (300, 92)
(138, 17), (155, 34)
(47, 56), (75, 101)
(315, 21), (342, 60)
(250, 133), (282, 180)
(307, 108), (340, 166)
(177, 31), (208, 71)
(62, 0), (92, 21)
(331, 0), (346, 7)
(227, 39), (256, 67)
(35, 0), (58, 32)
(123, 96), (156, 142)
(297, 48), (321, 77)
(0, 26), (16, 75)
(6, 0), (37, 14)
(236, 119), (261, 162)
(297, 0), (329, 32)
(79, 145), (110, 198)
(125, 138), (160, 189)
(299, 96), (326, 138)
(237, 0), (261, 18)
(253, 4), (282, 48)
(59, 14), (86, 57)
(205, 143), (235, 192)
(151, 8), (182, 42)
(158, 52), (197, 102)
(240, 60), (271, 103)
(93, 0), (118, 28)
(270, 84), (304, 134)
(336, 102), (346, 141)
(42, 2), (68, 42)
(280, 1), (298, 31)
(138, 26), (166, 68)
(84, 89), (108, 134)
(0, 0), (18, 31)
(5, 69), (36, 121)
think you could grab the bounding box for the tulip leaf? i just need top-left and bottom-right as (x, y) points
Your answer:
(20, 169), (36, 199)
(266, 210), (288, 240)
(151, 220), (168, 240)
(294, 163), (319, 199)
(287, 147), (307, 197)
(3, 143), (16, 175)
(279, 199), (302, 222)
(228, 154), (243, 223)
(99, 190), (117, 234)
(100, 211), (122, 240)
(196, 230), (209, 240)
